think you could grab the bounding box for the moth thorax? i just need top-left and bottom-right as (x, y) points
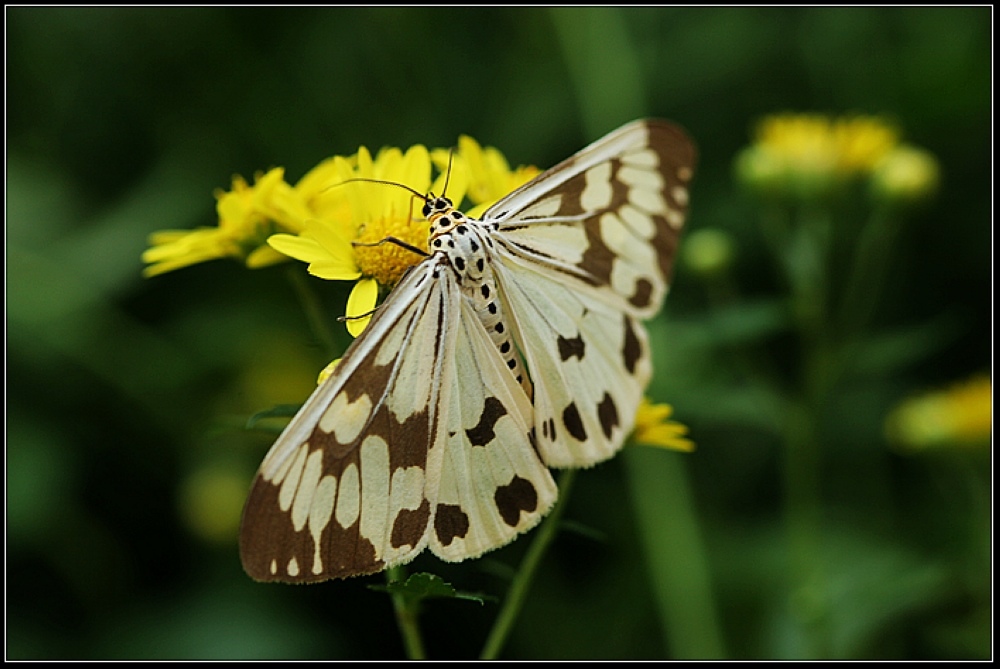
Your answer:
(426, 205), (466, 238)
(429, 215), (491, 287)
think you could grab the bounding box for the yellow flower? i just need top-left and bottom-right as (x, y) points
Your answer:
(885, 374), (992, 451)
(735, 113), (902, 199)
(271, 137), (536, 338)
(147, 133), (537, 337)
(269, 144), (467, 336)
(756, 113), (840, 176)
(142, 168), (310, 277)
(631, 398), (695, 452)
(832, 116), (901, 174)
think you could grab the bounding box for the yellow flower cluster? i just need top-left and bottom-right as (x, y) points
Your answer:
(142, 168), (308, 277)
(735, 113), (938, 204)
(885, 374), (992, 451)
(142, 136), (540, 335)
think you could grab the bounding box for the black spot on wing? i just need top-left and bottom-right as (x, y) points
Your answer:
(562, 402), (587, 441)
(391, 499), (430, 549)
(597, 392), (620, 440)
(434, 504), (470, 546)
(622, 317), (643, 376)
(628, 278), (654, 309)
(494, 476), (538, 526)
(557, 333), (586, 362)
(466, 396), (507, 447)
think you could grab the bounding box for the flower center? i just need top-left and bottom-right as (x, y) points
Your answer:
(353, 211), (430, 287)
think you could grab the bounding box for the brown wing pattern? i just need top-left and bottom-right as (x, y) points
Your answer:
(485, 119), (696, 318)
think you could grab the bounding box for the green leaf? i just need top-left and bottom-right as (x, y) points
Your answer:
(368, 572), (493, 605)
(845, 316), (962, 379)
(245, 405), (302, 431)
(657, 299), (791, 349)
(559, 519), (609, 544)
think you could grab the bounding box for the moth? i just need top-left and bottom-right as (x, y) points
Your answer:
(240, 119), (696, 582)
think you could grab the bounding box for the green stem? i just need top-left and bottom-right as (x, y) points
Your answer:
(782, 397), (830, 658)
(387, 565), (427, 660)
(779, 204), (835, 657)
(285, 265), (339, 358)
(726, 198), (842, 658)
(624, 447), (727, 658)
(832, 205), (904, 387)
(480, 468), (578, 660)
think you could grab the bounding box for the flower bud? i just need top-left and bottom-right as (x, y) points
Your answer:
(683, 228), (736, 278)
(870, 145), (940, 206)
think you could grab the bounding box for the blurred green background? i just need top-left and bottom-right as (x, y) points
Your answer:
(7, 6), (991, 660)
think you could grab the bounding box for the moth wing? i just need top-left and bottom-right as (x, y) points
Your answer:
(492, 254), (651, 468)
(483, 119), (696, 318)
(240, 255), (557, 582)
(427, 289), (557, 561)
(240, 259), (449, 582)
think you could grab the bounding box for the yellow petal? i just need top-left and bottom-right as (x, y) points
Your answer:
(635, 426), (696, 452)
(632, 399), (696, 452)
(465, 202), (491, 219)
(245, 245), (290, 269)
(305, 218), (356, 259)
(434, 160), (468, 207)
(268, 233), (362, 281)
(400, 145), (431, 195)
(295, 156), (342, 199)
(316, 358), (341, 385)
(346, 277), (378, 337)
(267, 233), (324, 263)
(308, 261), (362, 281)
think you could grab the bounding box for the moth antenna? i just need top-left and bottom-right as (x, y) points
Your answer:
(352, 236), (429, 258)
(441, 146), (456, 199)
(325, 177), (428, 202)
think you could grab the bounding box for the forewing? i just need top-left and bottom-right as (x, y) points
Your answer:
(239, 255), (557, 582)
(483, 119), (696, 318)
(240, 258), (451, 582)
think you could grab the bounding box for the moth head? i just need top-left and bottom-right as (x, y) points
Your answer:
(422, 196), (453, 219)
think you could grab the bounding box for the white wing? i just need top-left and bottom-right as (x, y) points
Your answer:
(484, 119), (696, 318)
(492, 255), (652, 467)
(487, 119), (696, 467)
(240, 255), (555, 582)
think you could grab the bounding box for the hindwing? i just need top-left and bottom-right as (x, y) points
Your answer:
(492, 254), (652, 467)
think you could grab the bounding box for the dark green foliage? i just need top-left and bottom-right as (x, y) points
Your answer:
(7, 6), (990, 660)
